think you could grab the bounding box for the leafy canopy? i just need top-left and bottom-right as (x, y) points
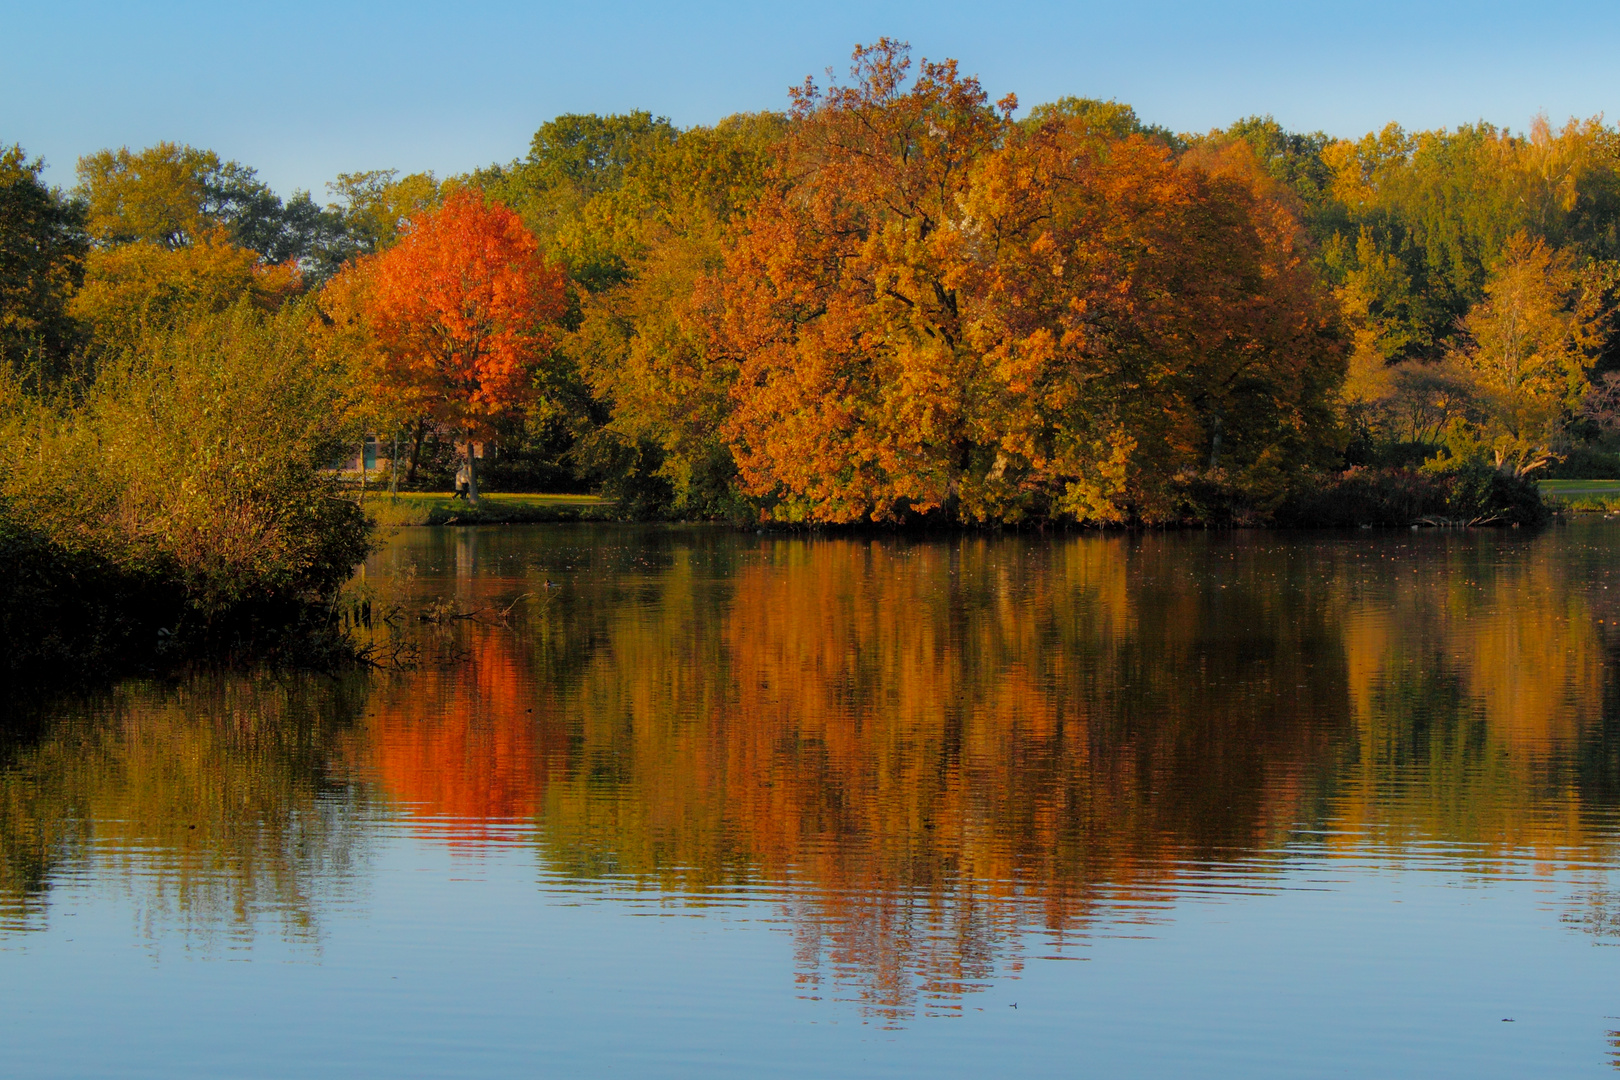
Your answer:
(331, 189), (568, 442)
(710, 40), (1343, 524)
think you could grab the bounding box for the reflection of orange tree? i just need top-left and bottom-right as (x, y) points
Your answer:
(0, 674), (369, 939)
(347, 527), (1620, 1021)
(528, 535), (1354, 1019)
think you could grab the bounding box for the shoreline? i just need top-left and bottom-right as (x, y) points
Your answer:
(356, 475), (1620, 529)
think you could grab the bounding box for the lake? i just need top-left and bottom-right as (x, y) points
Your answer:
(6, 521), (1620, 1077)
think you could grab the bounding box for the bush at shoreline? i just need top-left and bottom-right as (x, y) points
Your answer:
(1276, 462), (1549, 528)
(0, 302), (372, 678)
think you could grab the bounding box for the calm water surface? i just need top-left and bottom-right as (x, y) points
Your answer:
(7, 522), (1620, 1077)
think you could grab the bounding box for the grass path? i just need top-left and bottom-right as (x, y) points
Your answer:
(1540, 479), (1620, 510)
(1541, 479), (1620, 495)
(362, 492), (614, 526)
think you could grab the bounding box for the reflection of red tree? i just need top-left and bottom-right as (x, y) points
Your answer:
(362, 626), (562, 844)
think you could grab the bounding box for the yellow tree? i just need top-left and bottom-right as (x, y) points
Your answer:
(70, 232), (300, 343)
(1450, 232), (1607, 473)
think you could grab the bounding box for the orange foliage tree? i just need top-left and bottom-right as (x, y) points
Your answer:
(331, 189), (566, 501)
(711, 41), (1344, 524)
(712, 39), (1013, 523)
(956, 129), (1345, 522)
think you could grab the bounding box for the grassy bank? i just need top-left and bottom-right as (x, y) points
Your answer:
(362, 492), (616, 527)
(1540, 479), (1620, 512)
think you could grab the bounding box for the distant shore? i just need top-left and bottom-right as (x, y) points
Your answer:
(360, 473), (1620, 528)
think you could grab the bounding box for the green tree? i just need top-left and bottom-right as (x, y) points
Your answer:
(476, 112), (679, 291)
(77, 143), (264, 248)
(74, 142), (350, 273)
(0, 144), (86, 384)
(1025, 96), (1182, 146)
(324, 169), (443, 256)
(1217, 115), (1338, 226)
(568, 113), (786, 516)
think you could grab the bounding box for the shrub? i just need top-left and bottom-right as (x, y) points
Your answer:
(0, 299), (372, 673)
(0, 510), (173, 670)
(1275, 461), (1548, 528)
(1544, 445), (1620, 479)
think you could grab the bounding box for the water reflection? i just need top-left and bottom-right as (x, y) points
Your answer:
(0, 674), (370, 939)
(6, 523), (1620, 1021)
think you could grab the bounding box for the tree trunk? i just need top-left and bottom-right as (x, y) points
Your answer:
(358, 438), (367, 502)
(405, 418), (426, 486)
(390, 430), (400, 495)
(465, 435), (480, 506)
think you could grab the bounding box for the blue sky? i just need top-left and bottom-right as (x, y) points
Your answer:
(5, 0), (1619, 200)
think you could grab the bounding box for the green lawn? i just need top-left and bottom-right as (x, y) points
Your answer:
(1540, 479), (1620, 495)
(1540, 479), (1620, 511)
(362, 491), (615, 526)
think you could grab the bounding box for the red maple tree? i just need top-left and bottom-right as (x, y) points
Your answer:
(351, 189), (566, 501)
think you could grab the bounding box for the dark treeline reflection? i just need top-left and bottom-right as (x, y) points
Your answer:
(0, 675), (372, 939)
(8, 525), (1620, 1017)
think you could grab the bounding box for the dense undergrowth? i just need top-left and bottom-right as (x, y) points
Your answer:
(0, 302), (371, 678)
(1275, 461), (1548, 528)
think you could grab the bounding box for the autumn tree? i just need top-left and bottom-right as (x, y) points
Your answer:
(1446, 233), (1609, 473)
(952, 128), (1343, 521)
(74, 142), (353, 272)
(62, 142), (367, 366)
(1026, 96), (1181, 146)
(1217, 116), (1336, 216)
(75, 143), (289, 250)
(69, 233), (301, 344)
(712, 39), (1014, 522)
(1316, 119), (1620, 367)
(330, 189), (566, 503)
(565, 112), (786, 516)
(710, 41), (1342, 523)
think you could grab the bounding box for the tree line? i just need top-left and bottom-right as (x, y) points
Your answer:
(7, 38), (1620, 537)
